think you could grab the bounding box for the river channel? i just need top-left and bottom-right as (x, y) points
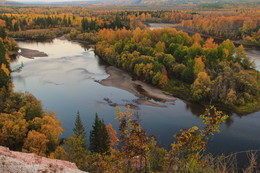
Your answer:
(11, 33), (260, 156)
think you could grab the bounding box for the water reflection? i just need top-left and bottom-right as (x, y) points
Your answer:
(11, 38), (260, 156)
(185, 101), (205, 117)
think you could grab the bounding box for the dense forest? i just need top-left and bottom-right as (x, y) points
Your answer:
(96, 28), (259, 113)
(0, 30), (251, 172)
(0, 3), (260, 172)
(0, 4), (259, 44)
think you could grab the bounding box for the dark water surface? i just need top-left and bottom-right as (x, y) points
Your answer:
(11, 38), (260, 155)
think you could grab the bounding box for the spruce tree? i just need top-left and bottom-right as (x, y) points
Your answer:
(89, 113), (110, 154)
(73, 111), (87, 148)
(66, 111), (88, 169)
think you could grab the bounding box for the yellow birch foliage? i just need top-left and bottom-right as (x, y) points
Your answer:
(22, 130), (49, 156)
(1, 64), (10, 76)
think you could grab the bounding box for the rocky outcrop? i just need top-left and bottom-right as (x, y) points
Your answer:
(0, 146), (87, 173)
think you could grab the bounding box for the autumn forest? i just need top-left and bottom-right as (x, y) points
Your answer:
(0, 1), (260, 172)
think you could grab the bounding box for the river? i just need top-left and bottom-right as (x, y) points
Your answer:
(11, 37), (260, 156)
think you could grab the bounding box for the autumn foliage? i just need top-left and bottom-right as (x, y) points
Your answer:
(96, 27), (259, 112)
(0, 29), (64, 157)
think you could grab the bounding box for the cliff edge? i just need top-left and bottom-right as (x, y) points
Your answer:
(0, 146), (87, 173)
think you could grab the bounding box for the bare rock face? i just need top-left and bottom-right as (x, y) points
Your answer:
(0, 146), (87, 173)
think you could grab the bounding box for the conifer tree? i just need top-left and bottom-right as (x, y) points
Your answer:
(65, 111), (87, 169)
(73, 111), (86, 138)
(72, 111), (87, 148)
(89, 113), (110, 154)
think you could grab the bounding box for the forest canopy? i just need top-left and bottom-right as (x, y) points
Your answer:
(96, 27), (260, 113)
(0, 3), (259, 172)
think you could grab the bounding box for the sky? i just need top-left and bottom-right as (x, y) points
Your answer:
(10, 0), (95, 2)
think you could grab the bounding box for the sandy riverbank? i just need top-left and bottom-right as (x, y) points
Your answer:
(99, 66), (176, 107)
(19, 48), (48, 59)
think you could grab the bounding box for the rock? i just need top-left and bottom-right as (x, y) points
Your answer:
(0, 146), (87, 173)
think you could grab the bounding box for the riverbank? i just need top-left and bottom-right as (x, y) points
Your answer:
(8, 27), (72, 41)
(99, 66), (176, 107)
(101, 65), (260, 114)
(95, 26), (260, 114)
(164, 79), (260, 115)
(12, 37), (260, 157)
(14, 35), (260, 114)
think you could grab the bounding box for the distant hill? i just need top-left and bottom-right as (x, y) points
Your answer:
(106, 0), (260, 5)
(64, 0), (260, 6)
(0, 1), (23, 5)
(2, 0), (259, 6)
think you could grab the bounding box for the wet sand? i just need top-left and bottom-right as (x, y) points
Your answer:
(99, 66), (176, 107)
(19, 48), (48, 59)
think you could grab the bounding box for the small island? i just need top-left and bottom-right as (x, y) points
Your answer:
(19, 48), (48, 59)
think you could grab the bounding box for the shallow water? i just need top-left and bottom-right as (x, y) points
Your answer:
(11, 38), (260, 155)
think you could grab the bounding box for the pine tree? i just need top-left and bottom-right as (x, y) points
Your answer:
(81, 18), (86, 31)
(89, 113), (110, 154)
(73, 111), (87, 148)
(0, 27), (7, 39)
(65, 111), (88, 170)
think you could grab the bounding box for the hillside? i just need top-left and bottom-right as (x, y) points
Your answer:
(1, 1), (23, 5)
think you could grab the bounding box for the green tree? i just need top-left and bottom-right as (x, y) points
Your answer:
(172, 64), (186, 79)
(235, 45), (255, 69)
(0, 27), (7, 39)
(0, 40), (7, 66)
(65, 134), (87, 170)
(191, 72), (212, 101)
(235, 45), (246, 63)
(217, 39), (235, 60)
(73, 111), (87, 148)
(181, 61), (195, 84)
(89, 113), (110, 154)
(65, 111), (88, 169)
(73, 111), (86, 137)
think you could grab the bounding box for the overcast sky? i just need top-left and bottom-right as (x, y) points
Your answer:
(12, 0), (94, 2)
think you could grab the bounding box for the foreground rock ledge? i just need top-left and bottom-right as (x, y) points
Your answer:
(0, 146), (87, 173)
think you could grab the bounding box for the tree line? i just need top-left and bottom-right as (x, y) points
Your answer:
(95, 27), (259, 113)
(0, 21), (259, 173)
(1, 5), (259, 45)
(0, 27), (63, 156)
(59, 106), (233, 173)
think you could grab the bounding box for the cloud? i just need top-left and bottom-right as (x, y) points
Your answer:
(15, 0), (93, 2)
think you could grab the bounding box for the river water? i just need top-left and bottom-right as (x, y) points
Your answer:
(11, 37), (260, 156)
